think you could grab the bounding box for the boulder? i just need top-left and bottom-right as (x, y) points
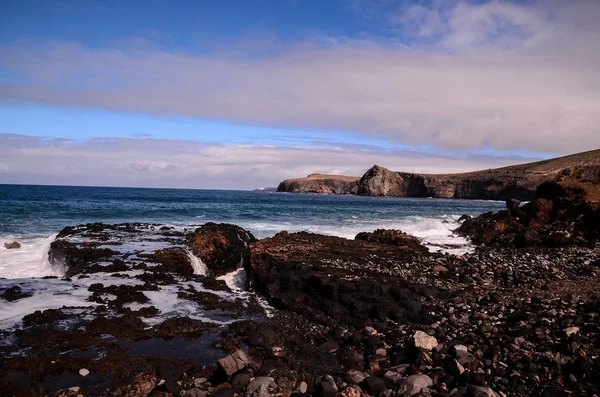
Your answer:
(189, 223), (256, 276)
(4, 242), (21, 249)
(247, 232), (436, 328)
(218, 350), (252, 377)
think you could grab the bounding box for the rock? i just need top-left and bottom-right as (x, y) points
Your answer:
(315, 375), (338, 397)
(296, 382), (307, 394)
(413, 331), (437, 350)
(339, 387), (361, 397)
(355, 229), (428, 253)
(467, 386), (500, 397)
(231, 373), (251, 393)
(249, 323), (281, 348)
(565, 327), (580, 337)
(185, 389), (207, 397)
(212, 387), (235, 397)
(446, 359), (465, 379)
(0, 285), (32, 301)
(247, 232), (434, 328)
(120, 373), (158, 397)
(246, 377), (276, 397)
(345, 369), (369, 385)
(396, 375), (433, 396)
(189, 223), (256, 276)
(458, 215), (472, 222)
(433, 265), (449, 273)
(514, 229), (542, 248)
(360, 376), (386, 395)
(506, 199), (521, 215)
(78, 368), (89, 377)
(218, 350), (252, 376)
(4, 242), (21, 249)
(165, 378), (181, 395)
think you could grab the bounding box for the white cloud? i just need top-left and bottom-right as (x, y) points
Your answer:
(0, 134), (541, 189)
(1, 0), (599, 155)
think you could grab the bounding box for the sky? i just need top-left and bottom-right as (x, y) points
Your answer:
(1, 0), (599, 189)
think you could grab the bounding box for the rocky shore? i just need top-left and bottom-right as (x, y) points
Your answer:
(1, 182), (600, 397)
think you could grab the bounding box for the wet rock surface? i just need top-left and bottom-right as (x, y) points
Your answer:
(2, 220), (600, 396)
(189, 222), (257, 276)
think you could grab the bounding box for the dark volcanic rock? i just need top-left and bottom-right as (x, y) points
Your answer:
(48, 240), (118, 277)
(506, 198), (521, 215)
(0, 285), (32, 301)
(246, 232), (435, 327)
(140, 247), (194, 275)
(457, 181), (600, 247)
(189, 223), (256, 276)
(355, 229), (428, 253)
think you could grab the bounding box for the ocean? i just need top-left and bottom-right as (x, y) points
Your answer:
(0, 184), (506, 280)
(0, 184), (506, 331)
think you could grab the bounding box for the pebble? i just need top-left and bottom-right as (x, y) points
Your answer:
(78, 368), (89, 377)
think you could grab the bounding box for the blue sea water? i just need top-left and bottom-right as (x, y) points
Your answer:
(0, 184), (505, 278)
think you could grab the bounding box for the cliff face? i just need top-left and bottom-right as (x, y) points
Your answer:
(278, 149), (600, 200)
(358, 149), (600, 200)
(277, 174), (360, 194)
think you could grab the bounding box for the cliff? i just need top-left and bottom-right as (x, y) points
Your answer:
(277, 174), (360, 194)
(278, 149), (600, 200)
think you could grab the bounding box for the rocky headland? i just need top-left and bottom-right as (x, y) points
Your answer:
(1, 182), (600, 397)
(277, 149), (600, 201)
(277, 174), (360, 195)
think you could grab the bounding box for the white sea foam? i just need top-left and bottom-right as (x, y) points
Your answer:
(0, 234), (60, 279)
(217, 268), (247, 292)
(235, 215), (472, 255)
(187, 249), (208, 276)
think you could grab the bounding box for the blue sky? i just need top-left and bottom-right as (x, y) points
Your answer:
(1, 0), (599, 188)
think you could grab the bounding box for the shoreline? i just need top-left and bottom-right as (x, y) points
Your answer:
(0, 214), (599, 396)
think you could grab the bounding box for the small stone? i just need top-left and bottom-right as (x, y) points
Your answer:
(69, 387), (81, 392)
(185, 389), (207, 397)
(468, 386), (500, 397)
(413, 331), (437, 351)
(339, 387), (361, 397)
(564, 327), (579, 337)
(79, 368), (89, 377)
(316, 375), (338, 397)
(433, 265), (449, 273)
(247, 377), (277, 397)
(397, 375), (433, 396)
(296, 382), (308, 394)
(218, 350), (252, 376)
(345, 369), (368, 385)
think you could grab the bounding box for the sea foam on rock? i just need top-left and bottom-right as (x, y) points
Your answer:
(189, 222), (256, 276)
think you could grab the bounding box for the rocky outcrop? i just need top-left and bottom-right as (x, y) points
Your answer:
(277, 174), (360, 194)
(457, 181), (600, 247)
(354, 229), (428, 253)
(246, 231), (436, 328)
(189, 222), (256, 276)
(279, 149), (600, 200)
